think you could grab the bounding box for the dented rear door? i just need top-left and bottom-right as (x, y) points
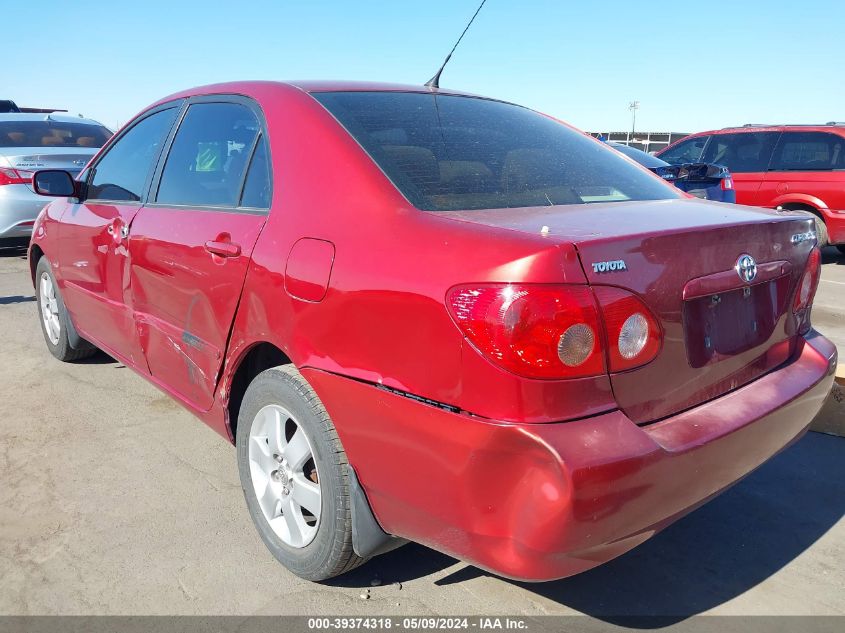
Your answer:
(128, 99), (271, 410)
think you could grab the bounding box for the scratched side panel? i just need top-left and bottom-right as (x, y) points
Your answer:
(129, 207), (265, 411)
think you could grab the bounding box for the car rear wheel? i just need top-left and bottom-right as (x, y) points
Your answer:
(836, 245), (845, 256)
(813, 216), (829, 248)
(236, 365), (365, 581)
(35, 257), (97, 362)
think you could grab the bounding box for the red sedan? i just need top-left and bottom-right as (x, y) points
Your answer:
(27, 81), (835, 582)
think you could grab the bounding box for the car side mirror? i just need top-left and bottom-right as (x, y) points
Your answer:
(33, 170), (77, 197)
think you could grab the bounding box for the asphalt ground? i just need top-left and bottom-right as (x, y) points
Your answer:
(0, 242), (843, 621)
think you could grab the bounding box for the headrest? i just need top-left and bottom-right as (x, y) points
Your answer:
(501, 149), (565, 192)
(382, 145), (439, 189)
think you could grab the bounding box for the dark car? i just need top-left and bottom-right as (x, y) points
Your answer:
(610, 141), (736, 203)
(28, 81), (834, 582)
(0, 100), (21, 114)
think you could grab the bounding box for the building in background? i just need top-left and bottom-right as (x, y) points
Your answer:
(589, 131), (689, 154)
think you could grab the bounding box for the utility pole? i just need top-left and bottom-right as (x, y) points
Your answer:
(629, 100), (640, 142)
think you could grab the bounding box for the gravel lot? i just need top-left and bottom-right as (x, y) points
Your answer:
(0, 243), (843, 620)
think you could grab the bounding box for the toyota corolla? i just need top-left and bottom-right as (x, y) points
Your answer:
(27, 81), (835, 581)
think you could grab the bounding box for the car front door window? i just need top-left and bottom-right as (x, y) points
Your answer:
(659, 136), (709, 164)
(88, 108), (178, 201)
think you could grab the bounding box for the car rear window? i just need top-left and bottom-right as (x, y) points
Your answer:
(610, 143), (669, 168)
(0, 120), (111, 148)
(770, 131), (845, 171)
(314, 92), (679, 211)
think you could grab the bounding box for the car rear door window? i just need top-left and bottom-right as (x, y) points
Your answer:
(88, 107), (178, 202)
(239, 135), (271, 209)
(156, 102), (260, 208)
(658, 136), (709, 164)
(701, 132), (780, 173)
(769, 131), (845, 171)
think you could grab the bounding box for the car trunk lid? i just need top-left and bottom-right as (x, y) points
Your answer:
(439, 198), (815, 423)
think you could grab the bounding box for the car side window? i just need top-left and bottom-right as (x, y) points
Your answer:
(88, 107), (178, 202)
(658, 136), (709, 164)
(156, 102), (260, 208)
(240, 135), (271, 209)
(701, 132), (780, 173)
(769, 132), (845, 171)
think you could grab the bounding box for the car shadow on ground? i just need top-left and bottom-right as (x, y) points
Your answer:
(0, 294), (35, 304)
(0, 241), (29, 260)
(821, 245), (844, 265)
(74, 351), (122, 366)
(331, 432), (844, 624)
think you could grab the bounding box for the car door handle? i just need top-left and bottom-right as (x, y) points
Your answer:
(204, 240), (241, 258)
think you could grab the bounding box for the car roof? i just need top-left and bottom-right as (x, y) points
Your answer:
(686, 124), (845, 137)
(0, 112), (106, 126)
(287, 80), (485, 97)
(152, 80), (496, 107)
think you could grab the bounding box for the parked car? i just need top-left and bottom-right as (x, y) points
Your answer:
(656, 124), (845, 250)
(1, 113), (111, 244)
(0, 100), (21, 114)
(28, 82), (835, 582)
(609, 141), (736, 203)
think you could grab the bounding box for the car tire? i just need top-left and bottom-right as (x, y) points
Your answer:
(236, 364), (365, 581)
(836, 245), (845, 257)
(35, 256), (97, 362)
(813, 216), (829, 248)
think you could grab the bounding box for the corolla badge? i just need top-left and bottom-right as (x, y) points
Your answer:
(591, 259), (627, 273)
(735, 254), (757, 283)
(790, 231), (817, 245)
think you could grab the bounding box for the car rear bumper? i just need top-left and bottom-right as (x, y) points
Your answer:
(302, 330), (836, 581)
(0, 183), (46, 239)
(820, 208), (845, 244)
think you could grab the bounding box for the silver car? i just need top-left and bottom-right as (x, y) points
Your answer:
(0, 113), (111, 243)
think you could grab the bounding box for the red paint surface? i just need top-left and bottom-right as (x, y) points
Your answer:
(29, 81), (838, 581)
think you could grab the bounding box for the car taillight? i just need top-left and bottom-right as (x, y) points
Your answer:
(0, 167), (33, 186)
(793, 248), (821, 332)
(721, 176), (734, 191)
(446, 284), (662, 379)
(593, 286), (662, 372)
(447, 284), (605, 379)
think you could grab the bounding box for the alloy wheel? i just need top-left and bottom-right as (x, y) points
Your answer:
(248, 404), (322, 548)
(39, 272), (61, 345)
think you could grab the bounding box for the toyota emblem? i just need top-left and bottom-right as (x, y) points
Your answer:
(735, 254), (757, 283)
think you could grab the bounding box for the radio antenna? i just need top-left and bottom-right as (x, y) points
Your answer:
(425, 0), (489, 89)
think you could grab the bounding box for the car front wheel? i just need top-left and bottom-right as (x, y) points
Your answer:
(34, 256), (97, 362)
(236, 365), (365, 581)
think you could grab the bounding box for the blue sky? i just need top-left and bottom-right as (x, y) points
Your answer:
(8, 0), (842, 133)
